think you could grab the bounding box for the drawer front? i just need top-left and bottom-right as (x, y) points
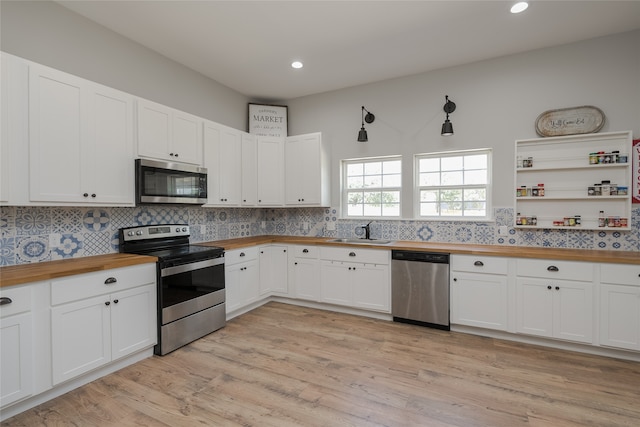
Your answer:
(0, 285), (32, 318)
(290, 245), (318, 259)
(320, 246), (389, 264)
(516, 259), (593, 282)
(601, 263), (640, 286)
(451, 255), (508, 275)
(225, 247), (259, 265)
(51, 264), (156, 306)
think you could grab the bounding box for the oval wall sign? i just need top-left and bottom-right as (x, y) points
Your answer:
(535, 105), (605, 137)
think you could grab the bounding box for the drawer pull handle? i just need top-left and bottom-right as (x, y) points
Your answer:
(0, 297), (13, 306)
(303, 249), (309, 253)
(547, 266), (559, 272)
(474, 261), (484, 267)
(104, 277), (117, 285)
(240, 252), (245, 257)
(349, 252), (356, 257)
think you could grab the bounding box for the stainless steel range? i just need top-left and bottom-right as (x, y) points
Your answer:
(119, 224), (225, 355)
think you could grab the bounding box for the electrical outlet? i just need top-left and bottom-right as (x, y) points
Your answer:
(261, 221), (266, 229)
(302, 222), (309, 231)
(498, 226), (509, 235)
(326, 222), (336, 231)
(49, 233), (61, 248)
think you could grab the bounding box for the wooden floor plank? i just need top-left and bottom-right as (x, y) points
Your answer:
(4, 302), (640, 426)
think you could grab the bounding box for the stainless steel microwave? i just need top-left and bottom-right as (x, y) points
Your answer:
(135, 159), (208, 205)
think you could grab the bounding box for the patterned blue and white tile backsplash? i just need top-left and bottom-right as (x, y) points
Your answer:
(1, 205), (638, 266)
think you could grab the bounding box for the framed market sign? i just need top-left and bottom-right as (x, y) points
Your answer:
(248, 103), (288, 137)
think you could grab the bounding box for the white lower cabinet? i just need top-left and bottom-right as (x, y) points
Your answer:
(289, 245), (321, 302)
(0, 286), (33, 408)
(450, 255), (510, 331)
(225, 248), (260, 314)
(259, 245), (289, 296)
(516, 259), (594, 344)
(50, 265), (156, 385)
(319, 247), (390, 313)
(599, 264), (640, 351)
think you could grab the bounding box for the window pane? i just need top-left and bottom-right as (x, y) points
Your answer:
(464, 188), (486, 201)
(382, 203), (400, 216)
(464, 201), (486, 216)
(441, 156), (463, 171)
(420, 203), (439, 216)
(441, 201), (462, 216)
(383, 173), (401, 187)
(419, 172), (440, 186)
(347, 176), (363, 189)
(420, 190), (438, 202)
(364, 162), (382, 175)
(365, 175), (382, 188)
(464, 170), (487, 185)
(442, 171), (463, 186)
(464, 154), (487, 169)
(348, 203), (363, 216)
(419, 158), (439, 172)
(384, 160), (402, 174)
(363, 203), (381, 216)
(347, 163), (363, 176)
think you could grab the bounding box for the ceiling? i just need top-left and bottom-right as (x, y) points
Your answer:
(56, 1), (640, 101)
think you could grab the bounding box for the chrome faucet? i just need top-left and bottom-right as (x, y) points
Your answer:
(361, 221), (373, 240)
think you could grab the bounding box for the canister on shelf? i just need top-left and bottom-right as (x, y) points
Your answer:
(618, 153), (628, 163)
(598, 211), (606, 227)
(620, 218), (628, 227)
(601, 180), (611, 196)
(537, 184), (544, 196)
(588, 186), (596, 196)
(589, 153), (598, 164)
(618, 186), (628, 195)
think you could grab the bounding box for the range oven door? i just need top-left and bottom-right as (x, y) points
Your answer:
(159, 255), (225, 325)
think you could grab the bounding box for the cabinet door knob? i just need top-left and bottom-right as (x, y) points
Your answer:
(294, 262), (298, 265)
(349, 252), (356, 257)
(104, 277), (117, 284)
(83, 193), (89, 197)
(547, 265), (559, 272)
(113, 299), (119, 304)
(175, 153), (179, 157)
(453, 278), (457, 282)
(0, 297), (12, 306)
(474, 261), (484, 267)
(547, 285), (552, 290)
(91, 193), (96, 198)
(555, 286), (560, 291)
(105, 301), (110, 306)
(303, 248), (309, 253)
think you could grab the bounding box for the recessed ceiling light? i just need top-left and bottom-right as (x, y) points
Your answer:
(291, 61), (303, 69)
(510, 1), (529, 14)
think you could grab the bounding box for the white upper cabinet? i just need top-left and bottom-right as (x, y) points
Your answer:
(28, 63), (135, 205)
(241, 133), (258, 206)
(203, 121), (242, 206)
(285, 132), (329, 206)
(257, 136), (285, 206)
(137, 98), (202, 165)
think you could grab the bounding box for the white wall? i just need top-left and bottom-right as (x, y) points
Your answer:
(0, 0), (250, 130)
(287, 30), (640, 214)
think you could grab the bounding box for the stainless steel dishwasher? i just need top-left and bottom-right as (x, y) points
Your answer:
(391, 250), (450, 330)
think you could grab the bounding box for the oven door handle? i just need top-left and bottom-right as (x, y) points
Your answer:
(161, 257), (224, 277)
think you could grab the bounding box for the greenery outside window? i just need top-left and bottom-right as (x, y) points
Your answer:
(415, 149), (491, 218)
(342, 157), (401, 217)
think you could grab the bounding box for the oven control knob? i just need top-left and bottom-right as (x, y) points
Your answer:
(127, 231), (135, 236)
(176, 227), (181, 232)
(182, 227), (187, 232)
(136, 231), (143, 236)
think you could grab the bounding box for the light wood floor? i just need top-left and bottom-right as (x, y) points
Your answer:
(4, 302), (640, 426)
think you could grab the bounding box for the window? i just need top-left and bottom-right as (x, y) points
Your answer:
(342, 157), (401, 217)
(415, 149), (491, 218)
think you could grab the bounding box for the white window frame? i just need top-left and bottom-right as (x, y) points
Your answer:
(414, 149), (492, 220)
(341, 156), (402, 219)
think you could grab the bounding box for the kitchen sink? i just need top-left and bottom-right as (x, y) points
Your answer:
(328, 238), (394, 245)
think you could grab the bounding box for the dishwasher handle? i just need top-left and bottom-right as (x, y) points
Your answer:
(391, 250), (449, 264)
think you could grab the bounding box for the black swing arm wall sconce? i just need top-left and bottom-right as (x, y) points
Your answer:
(357, 106), (375, 142)
(441, 95), (456, 136)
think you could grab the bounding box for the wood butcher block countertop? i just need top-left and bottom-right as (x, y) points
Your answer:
(0, 253), (157, 288)
(1, 236), (637, 289)
(202, 235), (640, 265)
